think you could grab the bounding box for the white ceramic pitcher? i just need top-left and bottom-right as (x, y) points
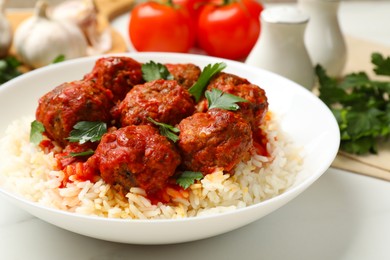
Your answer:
(245, 6), (314, 90)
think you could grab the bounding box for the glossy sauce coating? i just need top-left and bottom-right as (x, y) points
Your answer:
(84, 56), (144, 102)
(36, 80), (113, 147)
(90, 125), (181, 195)
(165, 63), (201, 89)
(178, 108), (253, 174)
(118, 79), (195, 127)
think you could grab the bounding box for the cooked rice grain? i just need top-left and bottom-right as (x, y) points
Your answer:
(0, 114), (303, 219)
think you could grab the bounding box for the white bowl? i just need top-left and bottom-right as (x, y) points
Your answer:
(0, 52), (340, 244)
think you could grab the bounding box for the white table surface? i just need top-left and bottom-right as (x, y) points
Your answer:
(2, 1), (390, 259)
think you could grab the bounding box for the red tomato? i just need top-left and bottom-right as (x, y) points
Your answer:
(173, 0), (208, 46)
(197, 0), (263, 60)
(129, 1), (195, 53)
(241, 0), (263, 21)
(173, 0), (206, 18)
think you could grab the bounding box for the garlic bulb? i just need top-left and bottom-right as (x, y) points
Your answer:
(50, 0), (112, 55)
(0, 0), (12, 58)
(14, 1), (88, 68)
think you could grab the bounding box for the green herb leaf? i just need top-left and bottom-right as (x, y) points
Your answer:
(344, 108), (384, 140)
(189, 62), (227, 102)
(372, 52), (390, 76)
(66, 121), (107, 144)
(160, 127), (180, 143)
(147, 117), (180, 142)
(206, 88), (248, 111)
(0, 56), (22, 85)
(340, 136), (377, 154)
(70, 149), (94, 157)
(30, 120), (45, 145)
(176, 171), (203, 189)
(316, 52), (390, 155)
(52, 54), (65, 64)
(142, 61), (174, 82)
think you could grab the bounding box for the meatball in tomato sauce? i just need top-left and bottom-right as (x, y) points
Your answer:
(207, 72), (250, 90)
(118, 79), (195, 127)
(36, 80), (113, 147)
(177, 109), (253, 175)
(208, 83), (268, 131)
(165, 63), (201, 89)
(196, 72), (252, 112)
(84, 56), (143, 102)
(90, 125), (181, 195)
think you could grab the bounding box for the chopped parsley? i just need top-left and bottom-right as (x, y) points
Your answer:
(206, 88), (248, 111)
(147, 117), (180, 142)
(317, 52), (390, 154)
(66, 121), (107, 144)
(142, 61), (173, 82)
(30, 120), (45, 145)
(176, 171), (204, 189)
(189, 62), (227, 102)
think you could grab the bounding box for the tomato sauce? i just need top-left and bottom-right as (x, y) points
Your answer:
(252, 128), (269, 157)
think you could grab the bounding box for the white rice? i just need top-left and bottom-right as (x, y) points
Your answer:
(0, 113), (303, 219)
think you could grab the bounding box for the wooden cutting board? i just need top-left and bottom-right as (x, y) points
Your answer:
(94, 0), (135, 21)
(6, 0), (135, 61)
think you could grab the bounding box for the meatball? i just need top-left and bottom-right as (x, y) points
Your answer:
(165, 63), (201, 89)
(36, 80), (113, 147)
(118, 79), (195, 127)
(196, 72), (252, 112)
(208, 83), (269, 130)
(91, 125), (181, 194)
(84, 56), (143, 102)
(177, 109), (253, 175)
(207, 72), (250, 90)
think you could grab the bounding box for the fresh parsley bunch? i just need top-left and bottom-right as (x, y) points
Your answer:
(0, 56), (22, 85)
(317, 53), (390, 155)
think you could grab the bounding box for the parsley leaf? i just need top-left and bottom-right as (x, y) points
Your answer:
(30, 120), (45, 145)
(142, 61), (173, 82)
(372, 52), (390, 76)
(70, 149), (94, 157)
(0, 56), (22, 85)
(176, 171), (203, 189)
(316, 52), (390, 155)
(52, 54), (65, 64)
(189, 62), (227, 102)
(66, 121), (107, 144)
(147, 117), (180, 142)
(206, 88), (248, 111)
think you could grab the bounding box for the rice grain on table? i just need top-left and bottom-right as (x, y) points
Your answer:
(0, 113), (303, 219)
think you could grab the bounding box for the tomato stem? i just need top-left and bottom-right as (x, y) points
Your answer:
(223, 0), (240, 5)
(158, 0), (174, 6)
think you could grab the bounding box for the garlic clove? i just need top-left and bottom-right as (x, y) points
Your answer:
(50, 0), (112, 55)
(86, 27), (112, 56)
(14, 1), (88, 68)
(0, 0), (12, 58)
(50, 0), (97, 35)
